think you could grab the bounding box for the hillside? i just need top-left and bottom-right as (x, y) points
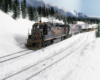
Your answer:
(19, 0), (87, 18)
(0, 10), (64, 57)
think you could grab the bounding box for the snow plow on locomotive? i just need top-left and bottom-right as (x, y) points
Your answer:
(25, 22), (82, 50)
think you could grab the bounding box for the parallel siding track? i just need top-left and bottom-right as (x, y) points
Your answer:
(2, 35), (87, 80)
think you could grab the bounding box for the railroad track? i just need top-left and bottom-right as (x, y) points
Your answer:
(0, 49), (27, 59)
(0, 50), (34, 63)
(2, 35), (86, 80)
(0, 35), (83, 64)
(27, 35), (88, 80)
(26, 35), (88, 80)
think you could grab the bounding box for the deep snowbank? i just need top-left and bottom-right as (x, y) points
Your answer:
(0, 10), (34, 56)
(0, 10), (64, 57)
(0, 33), (84, 80)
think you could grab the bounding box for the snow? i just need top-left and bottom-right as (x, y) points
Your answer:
(29, 31), (99, 80)
(89, 24), (98, 29)
(0, 10), (63, 57)
(0, 10), (100, 80)
(77, 21), (85, 24)
(0, 16), (32, 56)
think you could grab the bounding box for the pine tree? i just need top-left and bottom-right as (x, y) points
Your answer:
(37, 6), (43, 21)
(0, 0), (3, 9)
(5, 0), (9, 13)
(51, 7), (54, 16)
(53, 10), (58, 19)
(49, 7), (51, 16)
(28, 6), (34, 21)
(12, 2), (17, 19)
(37, 6), (42, 15)
(46, 8), (49, 17)
(21, 1), (23, 12)
(8, 0), (12, 11)
(2, 0), (9, 13)
(0, 0), (12, 12)
(21, 0), (27, 18)
(33, 7), (38, 21)
(43, 5), (46, 17)
(12, 0), (20, 19)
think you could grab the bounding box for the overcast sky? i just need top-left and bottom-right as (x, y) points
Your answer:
(43, 0), (81, 12)
(43, 0), (100, 16)
(81, 0), (100, 16)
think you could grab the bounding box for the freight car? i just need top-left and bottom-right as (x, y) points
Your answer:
(73, 21), (98, 32)
(25, 22), (81, 50)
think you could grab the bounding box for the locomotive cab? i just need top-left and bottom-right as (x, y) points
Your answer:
(26, 22), (47, 50)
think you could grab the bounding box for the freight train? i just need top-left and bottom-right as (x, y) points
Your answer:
(25, 21), (98, 50)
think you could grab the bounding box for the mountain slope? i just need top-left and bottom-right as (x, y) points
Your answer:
(19, 0), (87, 18)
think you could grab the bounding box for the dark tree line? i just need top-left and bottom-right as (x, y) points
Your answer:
(0, 0), (12, 12)
(0, 0), (99, 23)
(66, 17), (99, 24)
(0, 0), (56, 21)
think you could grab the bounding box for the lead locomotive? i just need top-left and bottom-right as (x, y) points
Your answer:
(25, 22), (81, 50)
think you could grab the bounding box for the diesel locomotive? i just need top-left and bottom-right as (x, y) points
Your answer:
(25, 22), (82, 50)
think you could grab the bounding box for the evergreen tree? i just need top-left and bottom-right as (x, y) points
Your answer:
(28, 6), (34, 21)
(0, 0), (3, 9)
(8, 0), (12, 11)
(33, 7), (38, 21)
(43, 5), (46, 17)
(12, 0), (20, 19)
(21, 1), (23, 12)
(2, 0), (9, 13)
(49, 7), (51, 16)
(37, 6), (42, 15)
(56, 12), (62, 21)
(0, 0), (3, 10)
(54, 10), (59, 19)
(51, 7), (54, 16)
(46, 8), (49, 17)
(0, 0), (12, 12)
(5, 0), (9, 13)
(37, 6), (43, 21)
(21, 0), (27, 18)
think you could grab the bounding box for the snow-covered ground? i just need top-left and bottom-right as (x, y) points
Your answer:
(0, 10), (64, 57)
(0, 10), (100, 80)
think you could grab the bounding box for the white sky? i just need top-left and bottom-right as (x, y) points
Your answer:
(43, 0), (81, 12)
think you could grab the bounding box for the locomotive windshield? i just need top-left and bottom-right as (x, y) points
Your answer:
(33, 23), (38, 29)
(33, 23), (46, 29)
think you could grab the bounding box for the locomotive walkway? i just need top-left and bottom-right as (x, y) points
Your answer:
(0, 33), (88, 80)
